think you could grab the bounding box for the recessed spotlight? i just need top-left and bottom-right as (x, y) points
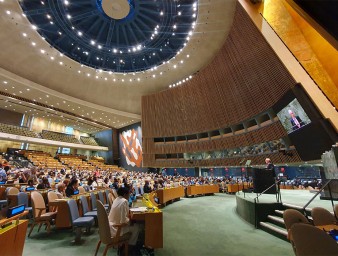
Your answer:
(67, 14), (71, 19)
(50, 56), (54, 60)
(40, 49), (45, 54)
(59, 61), (63, 65)
(6, 10), (11, 15)
(78, 31), (83, 36)
(22, 33), (27, 37)
(3, 81), (7, 84)
(32, 42), (36, 46)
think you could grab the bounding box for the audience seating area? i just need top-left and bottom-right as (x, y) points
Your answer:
(58, 155), (95, 171)
(41, 130), (80, 144)
(0, 123), (40, 138)
(0, 122), (104, 147)
(80, 136), (99, 146)
(24, 151), (64, 169)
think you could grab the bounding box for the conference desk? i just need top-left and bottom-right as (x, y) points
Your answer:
(316, 224), (338, 232)
(156, 187), (185, 205)
(186, 184), (219, 196)
(130, 210), (163, 249)
(0, 211), (29, 256)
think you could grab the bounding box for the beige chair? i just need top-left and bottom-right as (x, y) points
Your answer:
(28, 191), (57, 237)
(290, 223), (338, 256)
(107, 193), (114, 208)
(7, 187), (20, 195)
(311, 207), (336, 226)
(334, 204), (338, 220)
(283, 209), (310, 253)
(94, 200), (130, 256)
(78, 186), (86, 194)
(47, 191), (59, 211)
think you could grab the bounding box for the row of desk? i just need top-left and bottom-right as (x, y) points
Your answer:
(156, 185), (219, 205)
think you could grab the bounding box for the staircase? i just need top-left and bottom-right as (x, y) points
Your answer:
(259, 203), (313, 241)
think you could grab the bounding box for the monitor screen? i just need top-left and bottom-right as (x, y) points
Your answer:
(73, 190), (79, 195)
(26, 187), (35, 191)
(276, 99), (311, 134)
(7, 204), (25, 218)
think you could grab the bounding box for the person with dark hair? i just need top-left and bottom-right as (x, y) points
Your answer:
(26, 179), (36, 191)
(108, 186), (141, 253)
(143, 180), (152, 194)
(65, 179), (79, 197)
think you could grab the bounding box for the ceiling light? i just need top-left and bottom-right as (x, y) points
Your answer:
(40, 49), (45, 54)
(46, 14), (51, 19)
(32, 42), (36, 46)
(3, 81), (7, 84)
(50, 56), (54, 60)
(67, 14), (71, 19)
(59, 61), (63, 65)
(22, 33), (27, 37)
(64, 0), (69, 5)
(27, 88), (30, 91)
(6, 10), (10, 15)
(91, 40), (95, 45)
(78, 31), (83, 36)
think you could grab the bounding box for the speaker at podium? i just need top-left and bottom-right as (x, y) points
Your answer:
(252, 168), (276, 194)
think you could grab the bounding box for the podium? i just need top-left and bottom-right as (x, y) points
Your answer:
(252, 169), (276, 194)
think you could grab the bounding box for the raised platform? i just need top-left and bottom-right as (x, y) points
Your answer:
(236, 189), (335, 227)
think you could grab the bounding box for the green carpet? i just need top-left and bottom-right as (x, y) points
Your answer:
(23, 193), (293, 256)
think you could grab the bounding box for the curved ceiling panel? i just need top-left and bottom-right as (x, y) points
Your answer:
(20, 0), (197, 72)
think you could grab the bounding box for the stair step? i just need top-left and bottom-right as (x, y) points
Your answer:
(260, 221), (288, 241)
(267, 215), (285, 226)
(282, 203), (312, 213)
(275, 209), (284, 216)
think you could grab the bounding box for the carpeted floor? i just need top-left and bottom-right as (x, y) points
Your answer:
(23, 193), (294, 256)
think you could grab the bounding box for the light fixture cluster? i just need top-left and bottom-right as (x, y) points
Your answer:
(18, 0), (198, 73)
(169, 75), (193, 88)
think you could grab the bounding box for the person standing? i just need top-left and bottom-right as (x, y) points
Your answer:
(265, 158), (275, 171)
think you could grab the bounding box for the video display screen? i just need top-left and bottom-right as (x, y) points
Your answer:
(277, 99), (311, 134)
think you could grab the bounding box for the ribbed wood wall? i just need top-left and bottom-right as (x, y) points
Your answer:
(143, 150), (302, 168)
(143, 122), (286, 154)
(142, 2), (300, 167)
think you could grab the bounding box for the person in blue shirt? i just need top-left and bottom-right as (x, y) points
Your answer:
(0, 164), (7, 182)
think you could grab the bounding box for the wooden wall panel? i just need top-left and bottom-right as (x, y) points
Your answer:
(141, 2), (301, 167)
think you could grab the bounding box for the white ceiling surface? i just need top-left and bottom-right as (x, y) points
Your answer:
(0, 0), (237, 129)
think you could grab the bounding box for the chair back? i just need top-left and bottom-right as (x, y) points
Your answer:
(83, 185), (90, 192)
(78, 186), (86, 194)
(31, 191), (46, 218)
(47, 191), (58, 203)
(112, 189), (118, 198)
(80, 195), (89, 214)
(98, 191), (105, 204)
(311, 207), (336, 226)
(334, 204), (338, 220)
(8, 187), (20, 195)
(291, 223), (338, 256)
(105, 190), (110, 204)
(96, 200), (112, 245)
(67, 199), (80, 224)
(108, 193), (114, 208)
(17, 192), (29, 207)
(90, 192), (97, 210)
(283, 209), (309, 232)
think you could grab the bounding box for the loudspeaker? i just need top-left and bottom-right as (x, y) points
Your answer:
(253, 168), (276, 194)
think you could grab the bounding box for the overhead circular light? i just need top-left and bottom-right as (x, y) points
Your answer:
(101, 0), (130, 20)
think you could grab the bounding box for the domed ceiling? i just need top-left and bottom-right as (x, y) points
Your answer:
(0, 0), (237, 129)
(20, 0), (197, 72)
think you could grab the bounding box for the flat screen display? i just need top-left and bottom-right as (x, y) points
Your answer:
(277, 99), (311, 134)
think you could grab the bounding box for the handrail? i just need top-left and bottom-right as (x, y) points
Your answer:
(254, 179), (281, 200)
(302, 179), (332, 216)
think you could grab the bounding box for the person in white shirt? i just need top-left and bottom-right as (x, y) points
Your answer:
(108, 186), (141, 248)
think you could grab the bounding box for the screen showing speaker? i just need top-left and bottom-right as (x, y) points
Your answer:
(322, 146), (338, 180)
(276, 98), (311, 134)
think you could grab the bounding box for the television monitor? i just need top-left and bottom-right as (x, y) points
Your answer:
(25, 187), (35, 191)
(277, 98), (311, 134)
(73, 190), (79, 195)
